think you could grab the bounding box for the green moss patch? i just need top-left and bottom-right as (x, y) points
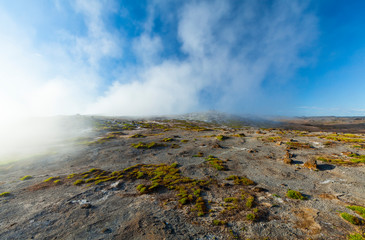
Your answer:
(341, 212), (364, 225)
(225, 175), (255, 185)
(347, 205), (365, 218)
(286, 189), (307, 200)
(216, 135), (228, 141)
(20, 175), (32, 181)
(205, 155), (227, 171)
(347, 233), (365, 240)
(0, 192), (10, 197)
(131, 142), (165, 149)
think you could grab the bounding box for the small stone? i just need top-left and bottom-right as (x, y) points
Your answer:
(212, 143), (222, 149)
(80, 203), (92, 209)
(252, 187), (266, 192)
(101, 228), (112, 234)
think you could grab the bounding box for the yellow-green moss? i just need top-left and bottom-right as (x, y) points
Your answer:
(246, 213), (256, 221)
(286, 189), (307, 200)
(347, 233), (365, 240)
(216, 135), (227, 141)
(225, 175), (255, 185)
(129, 134), (145, 138)
(73, 179), (85, 185)
(212, 220), (227, 226)
(205, 155), (227, 171)
(162, 138), (173, 142)
(20, 175), (32, 181)
(341, 212), (363, 225)
(0, 192), (10, 197)
(131, 142), (165, 149)
(347, 205), (365, 218)
(246, 196), (254, 208)
(44, 176), (59, 182)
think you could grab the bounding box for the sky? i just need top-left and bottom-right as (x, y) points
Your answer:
(0, 0), (365, 118)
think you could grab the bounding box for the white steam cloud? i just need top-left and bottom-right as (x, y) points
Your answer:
(0, 0), (317, 160)
(0, 0), (317, 118)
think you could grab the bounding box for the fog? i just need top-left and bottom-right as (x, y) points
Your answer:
(0, 116), (95, 164)
(0, 0), (318, 163)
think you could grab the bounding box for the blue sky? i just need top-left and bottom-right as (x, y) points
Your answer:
(0, 0), (364, 117)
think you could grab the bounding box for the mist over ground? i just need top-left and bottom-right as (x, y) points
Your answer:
(1, 0), (365, 162)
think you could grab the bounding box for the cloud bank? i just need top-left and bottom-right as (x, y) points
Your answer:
(0, 0), (318, 119)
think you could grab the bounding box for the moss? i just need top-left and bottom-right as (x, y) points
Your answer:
(179, 197), (188, 205)
(212, 220), (227, 226)
(285, 141), (312, 149)
(44, 176), (59, 182)
(216, 135), (227, 141)
(136, 171), (144, 179)
(224, 197), (238, 203)
(347, 233), (365, 240)
(0, 192), (10, 197)
(136, 184), (147, 194)
(171, 144), (181, 149)
(129, 134), (145, 138)
(319, 134), (365, 143)
(205, 155), (227, 171)
(195, 197), (207, 216)
(193, 189), (201, 197)
(225, 175), (255, 185)
(20, 175), (32, 181)
(131, 142), (165, 149)
(246, 213), (256, 221)
(341, 212), (363, 225)
(246, 196), (254, 208)
(162, 138), (173, 142)
(193, 152), (204, 157)
(54, 180), (61, 184)
(180, 139), (189, 143)
(286, 189), (307, 200)
(67, 173), (77, 179)
(74, 179), (85, 185)
(347, 205), (365, 218)
(264, 136), (282, 142)
(170, 162), (178, 168)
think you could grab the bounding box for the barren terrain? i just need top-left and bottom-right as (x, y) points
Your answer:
(1, 116), (364, 239)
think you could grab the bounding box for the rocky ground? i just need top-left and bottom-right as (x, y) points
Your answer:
(0, 117), (364, 240)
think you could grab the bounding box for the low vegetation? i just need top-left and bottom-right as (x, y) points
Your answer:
(131, 142), (165, 149)
(216, 135), (227, 141)
(43, 176), (59, 182)
(0, 192), (10, 197)
(347, 205), (365, 218)
(286, 189), (307, 200)
(319, 134), (365, 143)
(285, 141), (312, 149)
(205, 155), (227, 171)
(225, 175), (255, 185)
(20, 175), (32, 181)
(340, 212), (363, 225)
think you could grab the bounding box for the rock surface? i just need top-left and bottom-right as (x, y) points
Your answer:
(0, 117), (365, 239)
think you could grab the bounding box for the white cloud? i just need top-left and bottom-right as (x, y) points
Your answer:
(0, 0), (318, 119)
(90, 0), (317, 115)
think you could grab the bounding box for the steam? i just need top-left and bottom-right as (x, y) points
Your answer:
(0, 1), (317, 161)
(89, 0), (317, 115)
